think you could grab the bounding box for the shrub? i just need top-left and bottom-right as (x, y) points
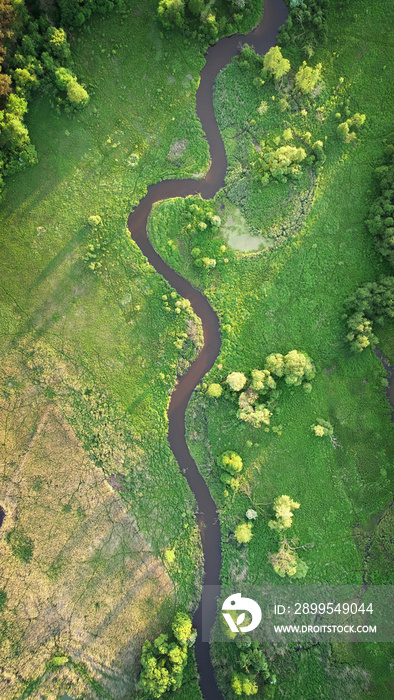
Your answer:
(246, 509), (257, 520)
(311, 418), (333, 437)
(88, 215), (102, 228)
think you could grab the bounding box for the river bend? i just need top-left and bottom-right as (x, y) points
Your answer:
(127, 1), (289, 697)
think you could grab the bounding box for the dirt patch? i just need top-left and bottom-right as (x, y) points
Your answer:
(167, 139), (188, 161)
(108, 473), (128, 491)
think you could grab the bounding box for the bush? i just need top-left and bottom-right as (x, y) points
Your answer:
(311, 418), (334, 437)
(88, 215), (103, 228)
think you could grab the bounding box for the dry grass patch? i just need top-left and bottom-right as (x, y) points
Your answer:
(0, 362), (173, 699)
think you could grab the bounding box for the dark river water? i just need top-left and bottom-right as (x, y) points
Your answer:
(128, 1), (288, 697)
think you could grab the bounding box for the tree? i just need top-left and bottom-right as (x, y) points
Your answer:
(268, 538), (298, 577)
(283, 349), (315, 385)
(188, 0), (203, 16)
(0, 93), (37, 174)
(226, 371), (247, 391)
(250, 369), (276, 393)
(172, 612), (195, 644)
(201, 9), (218, 41)
(268, 495), (300, 531)
(218, 450), (243, 475)
(365, 149), (394, 266)
(263, 46), (290, 82)
(346, 312), (377, 352)
(295, 61), (322, 94)
(237, 404), (272, 428)
(269, 538), (308, 578)
(66, 78), (89, 107)
(46, 26), (71, 62)
(55, 66), (74, 89)
(0, 0), (15, 101)
(158, 0), (185, 29)
(235, 522), (253, 544)
(138, 616), (193, 698)
(232, 672), (258, 695)
(265, 353), (285, 377)
(254, 143), (307, 184)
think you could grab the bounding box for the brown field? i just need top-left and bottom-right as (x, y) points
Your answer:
(0, 354), (173, 699)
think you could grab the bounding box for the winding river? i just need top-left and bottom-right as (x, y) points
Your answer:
(127, 1), (289, 697)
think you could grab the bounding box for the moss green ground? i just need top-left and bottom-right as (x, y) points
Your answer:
(148, 0), (394, 698)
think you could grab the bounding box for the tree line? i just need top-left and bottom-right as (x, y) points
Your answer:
(344, 144), (394, 352)
(157, 0), (259, 43)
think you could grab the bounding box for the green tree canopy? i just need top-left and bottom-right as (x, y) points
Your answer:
(283, 349), (315, 385)
(158, 0), (185, 29)
(226, 371), (247, 391)
(218, 450), (243, 475)
(172, 612), (194, 644)
(235, 522), (253, 544)
(138, 616), (194, 698)
(206, 382), (222, 398)
(268, 494), (300, 531)
(295, 61), (322, 94)
(250, 369), (276, 393)
(263, 45), (290, 82)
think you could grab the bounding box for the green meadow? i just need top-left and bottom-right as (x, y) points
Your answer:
(0, 0), (393, 698)
(0, 1), (214, 697)
(148, 0), (394, 697)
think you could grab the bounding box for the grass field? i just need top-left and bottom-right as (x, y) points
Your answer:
(0, 1), (224, 697)
(0, 0), (393, 697)
(148, 0), (394, 697)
